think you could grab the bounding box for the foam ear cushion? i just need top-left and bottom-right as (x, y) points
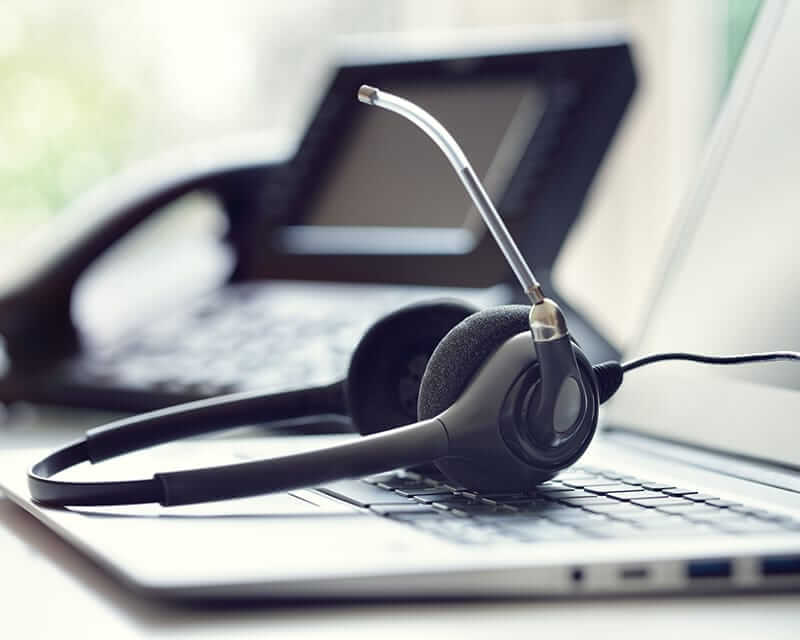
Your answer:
(418, 305), (530, 421)
(346, 300), (479, 435)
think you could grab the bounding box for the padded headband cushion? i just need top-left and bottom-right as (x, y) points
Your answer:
(346, 300), (479, 435)
(418, 305), (531, 420)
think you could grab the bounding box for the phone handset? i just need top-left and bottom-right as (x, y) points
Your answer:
(0, 141), (291, 366)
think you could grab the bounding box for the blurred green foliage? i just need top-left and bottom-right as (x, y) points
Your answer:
(0, 8), (137, 228)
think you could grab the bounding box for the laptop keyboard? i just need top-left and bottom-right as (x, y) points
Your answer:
(318, 466), (800, 545)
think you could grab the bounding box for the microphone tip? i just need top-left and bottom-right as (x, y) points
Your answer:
(358, 85), (379, 105)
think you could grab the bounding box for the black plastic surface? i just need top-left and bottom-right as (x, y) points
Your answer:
(347, 300), (477, 435)
(28, 418), (449, 507)
(418, 305), (531, 421)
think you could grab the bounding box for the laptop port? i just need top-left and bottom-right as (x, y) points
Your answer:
(687, 559), (732, 579)
(761, 555), (800, 576)
(620, 567), (649, 580)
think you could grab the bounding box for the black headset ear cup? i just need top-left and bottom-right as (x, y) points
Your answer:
(418, 305), (531, 421)
(418, 305), (600, 491)
(346, 300), (479, 435)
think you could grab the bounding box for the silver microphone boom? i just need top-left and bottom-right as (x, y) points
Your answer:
(357, 84), (544, 304)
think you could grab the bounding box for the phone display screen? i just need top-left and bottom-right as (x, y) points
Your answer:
(301, 81), (542, 230)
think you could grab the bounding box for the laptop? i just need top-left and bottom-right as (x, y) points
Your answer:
(1, 0), (800, 600)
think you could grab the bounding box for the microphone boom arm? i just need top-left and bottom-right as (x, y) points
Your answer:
(357, 85), (544, 305)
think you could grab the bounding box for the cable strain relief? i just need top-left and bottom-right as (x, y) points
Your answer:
(593, 361), (624, 404)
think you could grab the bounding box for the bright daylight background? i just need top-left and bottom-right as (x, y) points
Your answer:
(0, 0), (760, 350)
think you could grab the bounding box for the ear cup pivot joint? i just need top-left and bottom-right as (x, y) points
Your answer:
(499, 345), (599, 473)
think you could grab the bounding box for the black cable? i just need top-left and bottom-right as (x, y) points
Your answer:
(621, 351), (800, 373)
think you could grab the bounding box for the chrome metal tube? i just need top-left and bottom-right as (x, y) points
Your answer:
(358, 84), (543, 304)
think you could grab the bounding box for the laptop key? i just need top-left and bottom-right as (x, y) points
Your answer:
(704, 499), (743, 508)
(578, 522), (644, 538)
(318, 480), (413, 506)
(371, 504), (439, 516)
(479, 492), (536, 503)
(583, 483), (645, 493)
(558, 495), (626, 506)
(499, 522), (590, 542)
(656, 503), (720, 515)
(695, 510), (770, 524)
(607, 490), (668, 501)
(658, 505), (745, 523)
(629, 497), (695, 507)
(416, 494), (476, 505)
(395, 487), (455, 497)
(517, 502), (580, 517)
(649, 525), (719, 537)
(591, 520), (716, 538)
(611, 508), (686, 522)
(536, 488), (597, 499)
(639, 482), (675, 490)
(541, 510), (612, 524)
(488, 498), (552, 511)
(631, 516), (699, 530)
(412, 518), (486, 535)
(560, 479), (637, 489)
(715, 518), (789, 534)
(582, 503), (651, 515)
(663, 488), (697, 496)
(473, 514), (547, 527)
(730, 506), (792, 522)
(444, 502), (517, 516)
(685, 493), (719, 502)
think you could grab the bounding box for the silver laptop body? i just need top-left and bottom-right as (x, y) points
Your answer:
(1, 0), (799, 600)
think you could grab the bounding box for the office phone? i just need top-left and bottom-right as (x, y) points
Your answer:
(0, 28), (635, 415)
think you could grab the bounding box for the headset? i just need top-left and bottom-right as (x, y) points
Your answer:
(28, 86), (800, 508)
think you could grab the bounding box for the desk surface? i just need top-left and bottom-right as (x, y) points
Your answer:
(1, 409), (799, 639)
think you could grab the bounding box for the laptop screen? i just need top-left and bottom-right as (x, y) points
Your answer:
(607, 1), (800, 467)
